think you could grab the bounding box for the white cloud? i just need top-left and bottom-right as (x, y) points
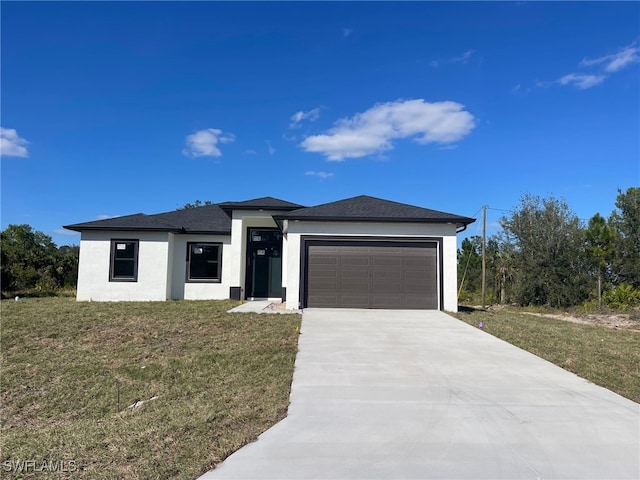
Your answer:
(342, 28), (353, 38)
(266, 140), (275, 155)
(289, 108), (321, 128)
(557, 73), (606, 90)
(431, 50), (475, 68)
(245, 149), (257, 155)
(0, 128), (29, 157)
(305, 170), (334, 179)
(299, 99), (475, 161)
(547, 41), (639, 91)
(53, 228), (80, 237)
(182, 129), (234, 158)
(581, 43), (639, 73)
(451, 49), (475, 64)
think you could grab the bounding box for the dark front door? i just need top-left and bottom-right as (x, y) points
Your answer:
(246, 228), (283, 298)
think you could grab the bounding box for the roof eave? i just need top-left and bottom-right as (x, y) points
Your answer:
(273, 215), (475, 225)
(62, 225), (180, 233)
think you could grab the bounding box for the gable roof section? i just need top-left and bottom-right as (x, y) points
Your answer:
(64, 195), (474, 233)
(274, 195), (475, 225)
(64, 204), (232, 234)
(217, 196), (305, 211)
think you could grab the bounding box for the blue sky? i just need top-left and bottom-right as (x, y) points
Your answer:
(2, 1), (639, 247)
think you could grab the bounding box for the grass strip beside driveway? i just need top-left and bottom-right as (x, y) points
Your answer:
(1, 298), (300, 479)
(453, 307), (640, 404)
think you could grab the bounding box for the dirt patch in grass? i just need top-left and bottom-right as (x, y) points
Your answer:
(453, 306), (640, 404)
(467, 304), (640, 331)
(520, 310), (640, 331)
(1, 297), (300, 479)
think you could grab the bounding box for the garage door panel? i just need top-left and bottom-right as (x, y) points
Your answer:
(372, 279), (402, 294)
(404, 294), (437, 309)
(339, 294), (371, 308)
(341, 256), (371, 266)
(371, 294), (403, 308)
(306, 242), (438, 309)
(307, 294), (339, 306)
(373, 255), (403, 267)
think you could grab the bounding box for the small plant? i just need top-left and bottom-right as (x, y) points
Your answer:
(603, 284), (640, 310)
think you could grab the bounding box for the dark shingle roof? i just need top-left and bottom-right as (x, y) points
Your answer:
(64, 195), (474, 233)
(64, 204), (232, 234)
(218, 197), (305, 211)
(274, 195), (475, 225)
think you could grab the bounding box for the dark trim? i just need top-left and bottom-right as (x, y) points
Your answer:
(229, 287), (242, 301)
(220, 205), (303, 212)
(299, 235), (444, 310)
(274, 215), (474, 226)
(281, 287), (286, 303)
(109, 239), (139, 282)
(64, 225), (232, 235)
(186, 242), (223, 283)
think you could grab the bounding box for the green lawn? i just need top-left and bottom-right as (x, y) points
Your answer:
(453, 307), (640, 403)
(1, 298), (300, 479)
(4, 299), (638, 479)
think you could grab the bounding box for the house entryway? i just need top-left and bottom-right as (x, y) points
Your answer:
(245, 228), (283, 299)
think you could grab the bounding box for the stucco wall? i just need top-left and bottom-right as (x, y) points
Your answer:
(284, 221), (460, 312)
(169, 234), (232, 300)
(76, 231), (172, 301)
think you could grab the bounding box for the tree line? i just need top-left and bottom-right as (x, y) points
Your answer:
(1, 188), (638, 307)
(1, 225), (79, 296)
(458, 187), (640, 309)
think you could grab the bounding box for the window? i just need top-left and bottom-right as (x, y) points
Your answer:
(187, 243), (222, 282)
(110, 240), (139, 282)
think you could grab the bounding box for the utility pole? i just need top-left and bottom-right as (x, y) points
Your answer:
(481, 205), (487, 309)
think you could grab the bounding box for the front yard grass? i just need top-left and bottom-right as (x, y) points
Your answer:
(453, 307), (640, 403)
(1, 297), (301, 479)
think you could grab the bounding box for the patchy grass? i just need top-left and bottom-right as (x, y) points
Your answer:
(453, 307), (640, 403)
(1, 297), (300, 479)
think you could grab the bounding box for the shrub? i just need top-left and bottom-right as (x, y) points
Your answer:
(603, 284), (640, 309)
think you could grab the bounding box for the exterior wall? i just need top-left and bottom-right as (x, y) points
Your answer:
(284, 221), (460, 312)
(76, 231), (172, 301)
(229, 210), (280, 299)
(170, 233), (232, 300)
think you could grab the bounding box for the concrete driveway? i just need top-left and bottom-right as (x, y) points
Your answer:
(200, 309), (640, 479)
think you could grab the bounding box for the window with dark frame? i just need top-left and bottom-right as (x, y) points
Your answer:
(187, 242), (222, 282)
(110, 239), (139, 282)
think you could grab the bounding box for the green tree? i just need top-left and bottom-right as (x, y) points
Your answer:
(457, 236), (482, 296)
(179, 200), (213, 210)
(0, 225), (79, 293)
(1, 224), (59, 292)
(487, 235), (514, 304)
(501, 194), (589, 307)
(56, 245), (80, 288)
(609, 187), (640, 288)
(585, 213), (616, 307)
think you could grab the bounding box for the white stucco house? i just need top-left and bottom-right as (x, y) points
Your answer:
(64, 195), (474, 311)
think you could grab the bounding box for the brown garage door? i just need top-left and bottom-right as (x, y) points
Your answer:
(305, 242), (438, 309)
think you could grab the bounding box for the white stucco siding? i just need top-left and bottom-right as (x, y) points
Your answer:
(284, 221), (460, 312)
(76, 231), (171, 301)
(170, 234), (231, 300)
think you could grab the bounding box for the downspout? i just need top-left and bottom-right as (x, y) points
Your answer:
(456, 224), (468, 234)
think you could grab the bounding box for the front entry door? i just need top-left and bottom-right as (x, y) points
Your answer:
(246, 228), (283, 298)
